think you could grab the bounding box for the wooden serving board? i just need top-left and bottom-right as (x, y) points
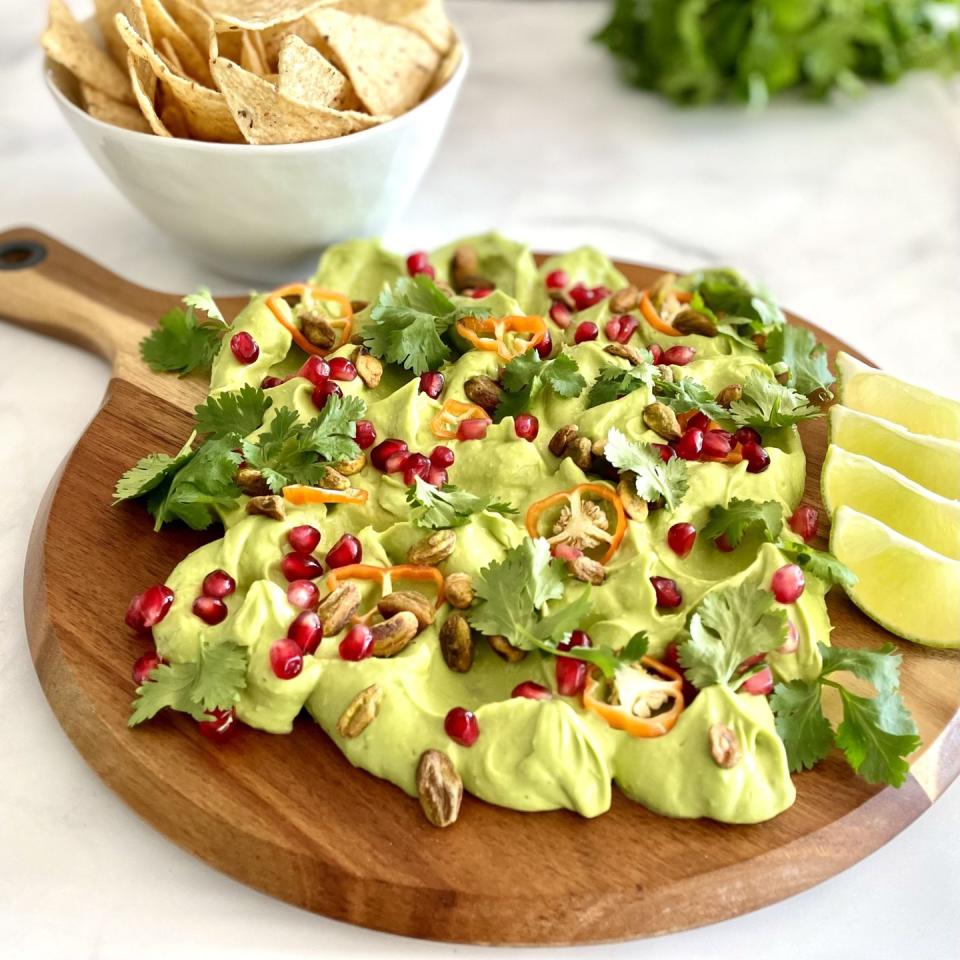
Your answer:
(3, 226), (958, 946)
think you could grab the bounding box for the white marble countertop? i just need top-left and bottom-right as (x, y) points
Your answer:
(1, 1), (959, 958)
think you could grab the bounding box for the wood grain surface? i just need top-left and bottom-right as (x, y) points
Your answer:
(2, 226), (958, 946)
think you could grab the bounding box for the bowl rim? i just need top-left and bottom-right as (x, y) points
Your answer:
(44, 23), (468, 154)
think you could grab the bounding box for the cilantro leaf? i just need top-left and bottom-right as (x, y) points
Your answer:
(540, 353), (587, 397)
(114, 434), (196, 503)
(653, 374), (730, 423)
(604, 427), (689, 511)
(299, 393), (366, 464)
(195, 385), (272, 439)
(835, 688), (920, 787)
(182, 287), (226, 326)
(729, 371), (822, 431)
(129, 640), (248, 727)
(586, 362), (654, 408)
(819, 642), (900, 695)
(495, 352), (585, 421)
(765, 325), (835, 399)
(677, 583), (788, 689)
(702, 498), (784, 548)
(405, 476), (517, 529)
(365, 275), (482, 375)
(140, 306), (222, 376)
(770, 680), (835, 771)
(500, 350), (542, 393)
(152, 437), (243, 530)
(778, 539), (857, 588)
(678, 268), (784, 335)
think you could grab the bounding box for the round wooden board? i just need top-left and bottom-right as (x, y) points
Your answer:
(3, 227), (958, 946)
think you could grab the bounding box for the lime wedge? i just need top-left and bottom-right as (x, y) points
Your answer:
(835, 352), (960, 442)
(822, 445), (960, 560)
(828, 405), (960, 500)
(831, 506), (960, 648)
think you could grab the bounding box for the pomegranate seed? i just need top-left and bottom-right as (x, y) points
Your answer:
(328, 357), (357, 381)
(686, 412), (711, 431)
(354, 419), (377, 450)
(555, 657), (587, 696)
(288, 610), (323, 655)
(653, 443), (675, 463)
(667, 523), (697, 558)
(549, 301), (572, 328)
(778, 621), (801, 655)
(662, 642), (699, 704)
(574, 321), (599, 344)
(287, 579), (319, 610)
(132, 650), (162, 684)
(570, 285), (610, 311)
(370, 438), (408, 472)
(198, 707), (237, 743)
(648, 343), (664, 364)
(192, 595), (228, 625)
(551, 542), (583, 562)
(429, 445), (455, 467)
(230, 331), (259, 365)
(738, 652), (766, 671)
(514, 413), (539, 441)
(326, 533), (361, 569)
(535, 330), (553, 359)
(675, 428), (704, 460)
(406, 251), (432, 276)
(457, 417), (490, 441)
(419, 370), (445, 398)
(270, 637), (304, 679)
(312, 380), (343, 409)
(299, 356), (331, 386)
(470, 287), (493, 299)
(260, 376), (284, 389)
(288, 524), (321, 554)
(426, 465), (448, 487)
(545, 269), (569, 290)
(339, 625), (373, 660)
(741, 665), (774, 696)
(512, 681), (553, 701)
(650, 576), (682, 609)
(700, 429), (734, 460)
(604, 316), (623, 341)
(444, 707), (479, 746)
(281, 552), (323, 582)
(202, 569), (235, 599)
(772, 564), (805, 603)
(662, 345), (695, 366)
(402, 452), (431, 485)
(714, 533), (735, 553)
(563, 629), (592, 649)
(789, 505), (819, 543)
(735, 426), (761, 446)
(742, 441), (771, 474)
(616, 315), (638, 342)
(125, 584), (174, 631)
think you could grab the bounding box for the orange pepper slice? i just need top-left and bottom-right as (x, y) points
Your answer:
(326, 563), (445, 608)
(283, 485), (369, 506)
(525, 482), (627, 565)
(582, 656), (684, 738)
(455, 314), (547, 362)
(640, 290), (682, 337)
(430, 399), (491, 441)
(266, 283), (354, 357)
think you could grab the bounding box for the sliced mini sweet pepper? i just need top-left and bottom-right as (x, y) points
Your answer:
(282, 485), (369, 506)
(582, 656), (684, 737)
(430, 399), (492, 440)
(525, 483), (627, 565)
(455, 314), (547, 362)
(326, 563), (445, 611)
(266, 283), (354, 356)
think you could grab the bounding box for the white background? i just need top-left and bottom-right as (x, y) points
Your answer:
(1, 2), (959, 958)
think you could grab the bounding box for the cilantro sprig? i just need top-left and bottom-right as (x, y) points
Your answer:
(405, 477), (516, 529)
(764, 324), (835, 399)
(652, 373), (730, 423)
(771, 643), (920, 787)
(604, 427), (689, 511)
(728, 371), (822, 431)
(140, 288), (227, 376)
(129, 640), (248, 727)
(586, 361), (654, 408)
(495, 351), (586, 421)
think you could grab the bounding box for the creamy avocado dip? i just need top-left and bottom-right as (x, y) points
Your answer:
(122, 234), (859, 827)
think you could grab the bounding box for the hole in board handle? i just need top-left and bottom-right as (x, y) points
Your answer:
(0, 241), (47, 270)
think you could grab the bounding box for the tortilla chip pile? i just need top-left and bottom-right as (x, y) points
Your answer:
(41, 0), (462, 144)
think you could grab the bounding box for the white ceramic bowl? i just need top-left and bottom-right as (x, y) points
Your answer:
(44, 28), (467, 282)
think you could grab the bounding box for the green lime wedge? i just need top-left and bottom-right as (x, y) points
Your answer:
(835, 351), (960, 442)
(831, 506), (960, 648)
(828, 405), (960, 500)
(822, 445), (960, 560)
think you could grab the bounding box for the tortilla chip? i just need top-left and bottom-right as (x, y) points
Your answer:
(94, 0), (127, 66)
(127, 50), (171, 134)
(42, 0), (134, 103)
(203, 0), (328, 31)
(141, 0), (213, 85)
(158, 81), (192, 135)
(163, 0), (217, 59)
(261, 16), (322, 63)
(307, 8), (438, 116)
(81, 81), (152, 131)
(240, 30), (270, 75)
(277, 35), (360, 110)
(158, 35), (186, 74)
(423, 35), (461, 98)
(392, 0), (453, 55)
(211, 56), (386, 143)
(333, 0), (427, 17)
(117, 12), (243, 141)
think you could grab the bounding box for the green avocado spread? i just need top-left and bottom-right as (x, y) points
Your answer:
(133, 235), (847, 825)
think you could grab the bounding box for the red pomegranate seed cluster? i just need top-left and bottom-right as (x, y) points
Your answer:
(543, 273), (612, 342)
(270, 608), (325, 680)
(653, 411), (771, 474)
(192, 568), (235, 624)
(555, 629), (592, 696)
(371, 438), (454, 487)
(604, 314), (639, 344)
(297, 355), (358, 410)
